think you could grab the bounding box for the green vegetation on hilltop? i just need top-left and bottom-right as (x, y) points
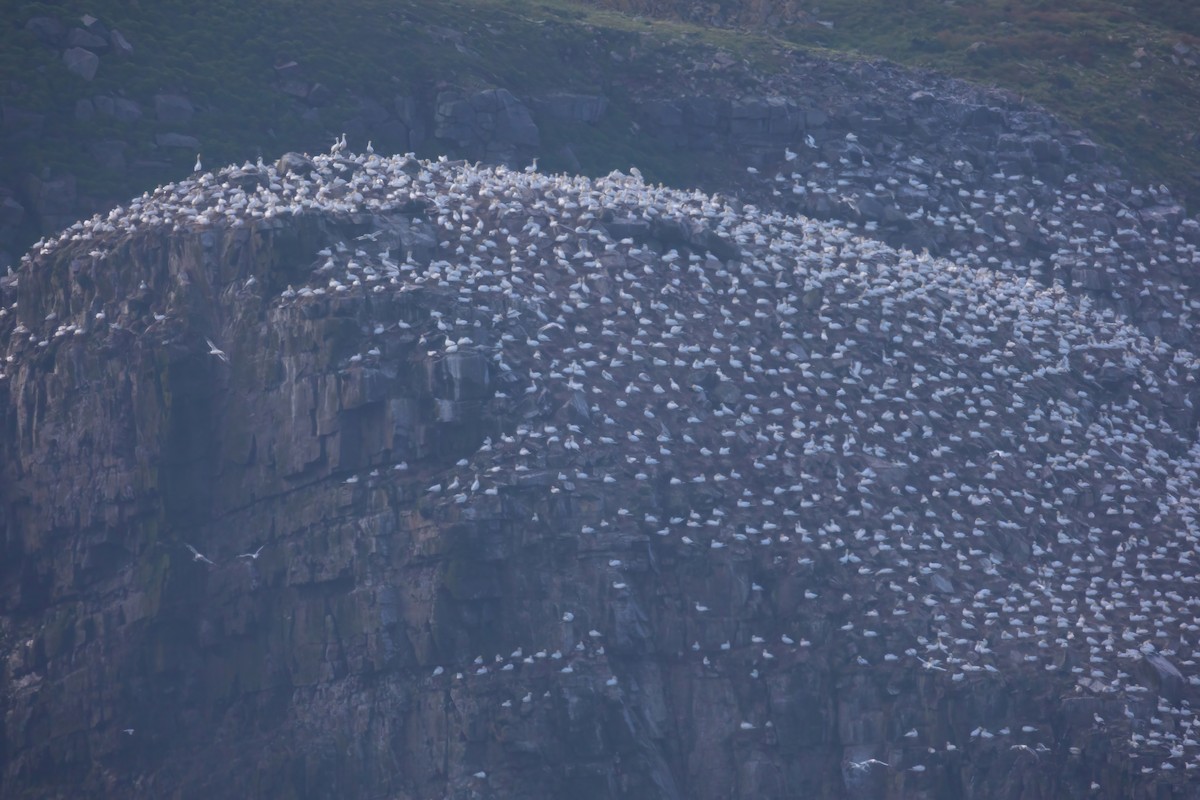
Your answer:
(583, 0), (1200, 206)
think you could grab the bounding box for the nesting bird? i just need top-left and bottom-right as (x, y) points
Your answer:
(4, 142), (1200, 792)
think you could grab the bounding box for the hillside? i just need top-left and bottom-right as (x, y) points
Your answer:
(2, 2), (1200, 798)
(1, 0), (1198, 269)
(1, 137), (1199, 796)
(584, 0), (1200, 204)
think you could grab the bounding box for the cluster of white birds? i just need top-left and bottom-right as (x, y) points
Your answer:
(761, 129), (1199, 353)
(3, 140), (1200, 791)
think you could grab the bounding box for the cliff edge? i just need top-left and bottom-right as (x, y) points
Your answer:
(2, 148), (1200, 798)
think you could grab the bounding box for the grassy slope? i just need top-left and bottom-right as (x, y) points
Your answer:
(1, 0), (1197, 208)
(587, 0), (1200, 207)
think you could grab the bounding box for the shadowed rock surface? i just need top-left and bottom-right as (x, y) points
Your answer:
(1, 147), (1200, 799)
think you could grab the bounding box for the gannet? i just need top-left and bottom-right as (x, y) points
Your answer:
(206, 338), (228, 362)
(185, 544), (215, 565)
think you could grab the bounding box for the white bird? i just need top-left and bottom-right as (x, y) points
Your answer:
(237, 545), (265, 560)
(206, 339), (228, 362)
(185, 543), (215, 565)
(194, 154), (202, 173)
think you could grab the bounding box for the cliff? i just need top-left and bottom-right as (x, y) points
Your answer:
(1, 146), (1200, 799)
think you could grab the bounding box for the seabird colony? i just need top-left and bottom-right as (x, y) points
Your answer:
(3, 148), (1200, 786)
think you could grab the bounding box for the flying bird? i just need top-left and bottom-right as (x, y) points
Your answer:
(185, 544), (215, 565)
(206, 338), (228, 362)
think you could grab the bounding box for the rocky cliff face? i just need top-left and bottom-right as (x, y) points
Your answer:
(2, 148), (1200, 799)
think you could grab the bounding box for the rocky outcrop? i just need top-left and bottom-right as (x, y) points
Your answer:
(2, 153), (1199, 799)
(434, 88), (540, 165)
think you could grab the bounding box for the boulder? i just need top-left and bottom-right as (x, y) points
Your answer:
(113, 98), (142, 122)
(24, 16), (65, 46)
(154, 93), (195, 126)
(487, 88), (539, 147)
(1139, 204), (1184, 234)
(434, 89), (539, 160)
(80, 14), (110, 39)
(275, 152), (318, 176)
(1069, 139), (1100, 162)
(109, 29), (133, 58)
(965, 105), (1007, 130)
(65, 27), (108, 51)
(63, 47), (99, 81)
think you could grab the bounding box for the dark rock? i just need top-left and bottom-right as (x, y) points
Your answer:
(0, 195), (26, 228)
(307, 82), (334, 106)
(434, 88), (539, 162)
(109, 29), (133, 58)
(1069, 139), (1100, 162)
(23, 16), (65, 47)
(685, 96), (724, 129)
(62, 47), (99, 81)
(532, 93), (609, 124)
(23, 172), (76, 219)
(154, 93), (195, 126)
(80, 14), (110, 40)
(112, 98), (142, 123)
(279, 80), (309, 99)
(1026, 134), (1064, 163)
(275, 152), (318, 176)
(395, 95), (426, 148)
(155, 132), (201, 150)
(965, 105), (1007, 130)
(65, 27), (108, 51)
(1139, 204), (1184, 234)
(1, 105), (45, 140)
(92, 95), (114, 117)
(87, 140), (127, 173)
(484, 88), (539, 147)
(358, 97), (390, 126)
(642, 99), (684, 129)
(74, 98), (95, 122)
(1140, 653), (1185, 702)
